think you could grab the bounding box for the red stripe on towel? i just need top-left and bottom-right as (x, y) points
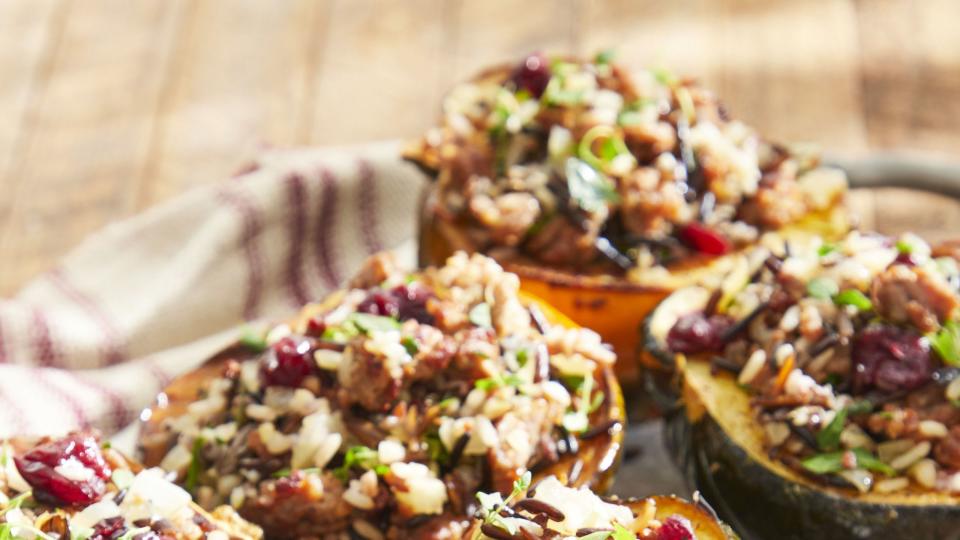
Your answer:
(34, 368), (88, 428)
(0, 312), (6, 364)
(31, 308), (60, 368)
(72, 374), (131, 431)
(316, 169), (342, 290)
(218, 188), (265, 320)
(48, 269), (126, 366)
(357, 159), (383, 255)
(286, 174), (310, 306)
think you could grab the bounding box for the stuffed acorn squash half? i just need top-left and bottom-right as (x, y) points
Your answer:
(465, 473), (736, 540)
(138, 252), (624, 539)
(0, 432), (261, 540)
(405, 51), (850, 392)
(646, 231), (960, 539)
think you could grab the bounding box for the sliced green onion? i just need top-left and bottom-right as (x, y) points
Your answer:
(816, 408), (848, 451)
(577, 125), (634, 174)
(834, 289), (873, 311)
(817, 243), (838, 257)
(565, 157), (620, 213)
(401, 336), (419, 356)
(185, 437), (206, 493)
(347, 313), (401, 333)
(239, 328), (268, 352)
(468, 302), (493, 329)
(806, 277), (839, 300)
(930, 320), (960, 367)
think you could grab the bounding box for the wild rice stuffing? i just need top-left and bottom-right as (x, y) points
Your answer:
(406, 51), (847, 277)
(663, 231), (960, 495)
(142, 252), (618, 539)
(0, 432), (260, 540)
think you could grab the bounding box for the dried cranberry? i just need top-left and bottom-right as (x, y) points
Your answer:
(90, 516), (126, 540)
(275, 471), (305, 498)
(358, 284), (434, 325)
(305, 317), (326, 337)
(357, 291), (400, 318)
(391, 283), (435, 324)
(260, 337), (314, 388)
(666, 312), (734, 354)
(510, 52), (551, 98)
(679, 223), (731, 255)
(14, 432), (111, 506)
(894, 252), (919, 267)
(852, 325), (933, 394)
(657, 515), (696, 540)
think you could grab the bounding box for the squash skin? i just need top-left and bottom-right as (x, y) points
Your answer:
(137, 289), (626, 536)
(658, 356), (960, 540)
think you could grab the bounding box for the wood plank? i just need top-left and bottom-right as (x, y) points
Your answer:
(308, 0), (453, 145)
(583, 0), (866, 153)
(454, 0), (578, 81)
(855, 0), (960, 154)
(0, 0), (187, 296)
(0, 0), (64, 228)
(138, 0), (329, 208)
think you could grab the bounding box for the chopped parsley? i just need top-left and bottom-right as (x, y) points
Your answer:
(801, 448), (893, 476)
(185, 437), (206, 493)
(475, 373), (524, 391)
(333, 446), (388, 481)
(272, 467), (320, 478)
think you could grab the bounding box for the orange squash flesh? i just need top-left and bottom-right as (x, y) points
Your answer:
(138, 284), (626, 538)
(420, 188), (851, 411)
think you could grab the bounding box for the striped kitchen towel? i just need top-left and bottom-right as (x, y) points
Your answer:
(0, 140), (425, 438)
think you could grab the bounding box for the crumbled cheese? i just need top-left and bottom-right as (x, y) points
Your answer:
(389, 462), (447, 516)
(438, 416), (499, 456)
(160, 444), (193, 474)
(71, 500), (121, 530)
(119, 468), (192, 523)
(377, 440), (406, 465)
(528, 476), (633, 535)
(292, 406), (342, 469)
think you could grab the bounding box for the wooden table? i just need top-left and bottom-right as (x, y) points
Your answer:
(2, 0), (959, 295)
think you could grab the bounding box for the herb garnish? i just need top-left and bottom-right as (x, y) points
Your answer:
(476, 471), (532, 535)
(185, 437), (206, 493)
(333, 446), (389, 481)
(801, 448), (893, 476)
(565, 157), (619, 213)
